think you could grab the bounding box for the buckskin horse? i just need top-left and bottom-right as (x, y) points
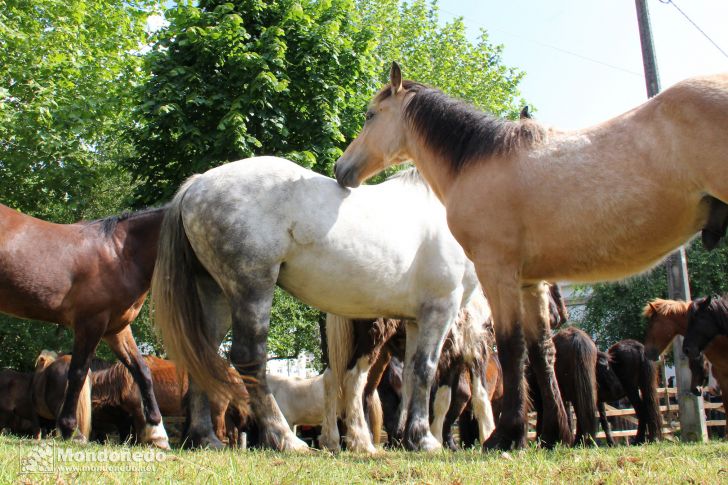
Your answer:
(152, 157), (481, 451)
(0, 203), (168, 447)
(334, 62), (728, 449)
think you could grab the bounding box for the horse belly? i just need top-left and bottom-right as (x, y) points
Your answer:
(278, 253), (419, 319)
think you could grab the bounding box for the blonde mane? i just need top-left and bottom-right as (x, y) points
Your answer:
(642, 298), (690, 318)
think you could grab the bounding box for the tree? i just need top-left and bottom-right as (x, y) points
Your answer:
(0, 0), (156, 221)
(125, 0), (378, 206)
(576, 238), (728, 349)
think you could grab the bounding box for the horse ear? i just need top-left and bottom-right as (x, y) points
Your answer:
(648, 302), (657, 313)
(390, 61), (403, 95)
(700, 295), (713, 308)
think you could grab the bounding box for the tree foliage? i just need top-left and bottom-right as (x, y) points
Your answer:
(576, 238), (728, 350)
(125, 0), (378, 206)
(0, 0), (155, 221)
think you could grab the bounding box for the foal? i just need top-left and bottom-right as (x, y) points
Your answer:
(596, 340), (662, 444)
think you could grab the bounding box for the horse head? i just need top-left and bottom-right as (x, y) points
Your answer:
(683, 295), (721, 360)
(595, 351), (623, 400)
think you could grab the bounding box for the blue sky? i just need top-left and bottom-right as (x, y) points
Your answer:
(438, 0), (728, 129)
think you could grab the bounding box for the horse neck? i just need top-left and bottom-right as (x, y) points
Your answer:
(406, 130), (458, 203)
(650, 314), (687, 352)
(115, 209), (165, 283)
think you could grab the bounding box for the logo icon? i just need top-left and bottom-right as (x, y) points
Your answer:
(20, 441), (54, 474)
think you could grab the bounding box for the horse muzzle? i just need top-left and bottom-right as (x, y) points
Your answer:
(334, 161), (362, 188)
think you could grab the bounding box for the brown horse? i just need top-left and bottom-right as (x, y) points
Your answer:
(645, 297), (728, 436)
(90, 356), (251, 446)
(31, 351), (93, 440)
(334, 62), (728, 449)
(0, 203), (168, 447)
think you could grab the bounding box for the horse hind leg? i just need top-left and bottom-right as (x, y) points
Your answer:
(57, 317), (105, 441)
(480, 277), (529, 451)
(226, 274), (307, 452)
(184, 274), (232, 449)
(103, 326), (169, 449)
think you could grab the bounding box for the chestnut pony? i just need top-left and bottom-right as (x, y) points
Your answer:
(646, 297), (728, 438)
(0, 203), (168, 447)
(334, 62), (728, 450)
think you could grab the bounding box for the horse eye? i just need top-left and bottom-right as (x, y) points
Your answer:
(365, 111), (375, 122)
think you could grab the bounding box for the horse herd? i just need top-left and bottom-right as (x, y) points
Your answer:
(1, 63), (727, 453)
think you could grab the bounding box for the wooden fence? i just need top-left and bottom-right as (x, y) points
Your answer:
(526, 386), (725, 442)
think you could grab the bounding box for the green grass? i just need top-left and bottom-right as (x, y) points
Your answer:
(3, 436), (727, 484)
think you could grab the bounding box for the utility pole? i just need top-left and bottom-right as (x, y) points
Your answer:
(635, 0), (707, 442)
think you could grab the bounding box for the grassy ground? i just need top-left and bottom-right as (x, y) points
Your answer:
(3, 436), (727, 485)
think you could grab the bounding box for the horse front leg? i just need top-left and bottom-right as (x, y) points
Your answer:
(342, 355), (376, 452)
(395, 321), (419, 442)
(470, 364), (496, 443)
(598, 400), (615, 446)
(403, 299), (457, 451)
(320, 367), (341, 452)
(227, 275), (307, 451)
(522, 282), (571, 448)
(441, 369), (470, 450)
(479, 274), (529, 451)
(103, 326), (169, 449)
(58, 317), (105, 441)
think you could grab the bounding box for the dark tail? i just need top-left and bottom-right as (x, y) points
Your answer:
(570, 337), (598, 445)
(638, 354), (662, 441)
(151, 176), (237, 402)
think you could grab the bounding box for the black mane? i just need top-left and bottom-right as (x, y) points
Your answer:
(378, 81), (546, 174)
(84, 205), (167, 237)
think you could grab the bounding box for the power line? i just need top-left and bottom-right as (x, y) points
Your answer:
(659, 0), (728, 60)
(439, 8), (643, 77)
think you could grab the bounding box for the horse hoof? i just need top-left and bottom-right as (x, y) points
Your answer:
(71, 429), (88, 444)
(482, 431), (526, 452)
(279, 435), (310, 452)
(143, 423), (170, 450)
(415, 434), (442, 452)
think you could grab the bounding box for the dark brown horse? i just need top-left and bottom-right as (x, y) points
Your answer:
(596, 340), (662, 444)
(0, 203), (168, 446)
(644, 297), (728, 436)
(684, 295), (728, 364)
(0, 368), (48, 437)
(531, 327), (599, 446)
